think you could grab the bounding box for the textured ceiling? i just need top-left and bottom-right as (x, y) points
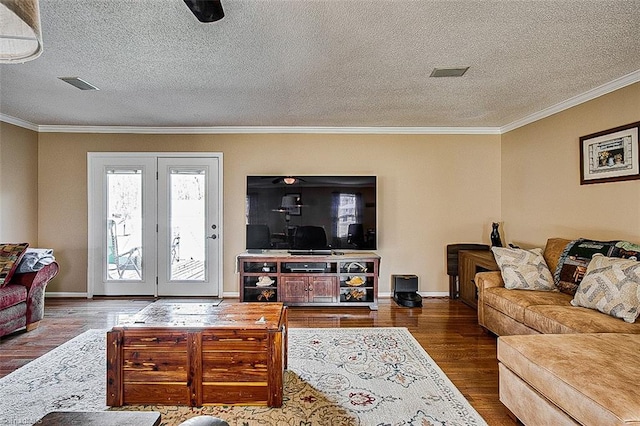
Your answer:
(0, 0), (639, 131)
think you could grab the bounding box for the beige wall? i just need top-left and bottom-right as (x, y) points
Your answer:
(0, 122), (38, 243)
(502, 82), (640, 247)
(37, 132), (501, 295)
(6, 83), (639, 297)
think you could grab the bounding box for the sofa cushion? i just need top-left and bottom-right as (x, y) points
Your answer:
(499, 364), (577, 426)
(0, 304), (27, 337)
(542, 238), (572, 277)
(485, 287), (571, 323)
(524, 304), (640, 334)
(571, 254), (640, 323)
(498, 333), (640, 426)
(0, 243), (29, 287)
(484, 305), (540, 336)
(0, 283), (27, 309)
(492, 247), (556, 291)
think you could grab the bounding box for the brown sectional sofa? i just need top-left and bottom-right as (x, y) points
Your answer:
(475, 238), (640, 425)
(477, 238), (640, 337)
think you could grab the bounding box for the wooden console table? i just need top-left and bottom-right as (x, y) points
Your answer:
(107, 302), (287, 407)
(458, 250), (499, 309)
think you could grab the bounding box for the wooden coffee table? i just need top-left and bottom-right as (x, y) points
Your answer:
(106, 302), (287, 407)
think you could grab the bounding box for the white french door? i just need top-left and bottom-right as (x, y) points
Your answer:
(88, 153), (222, 297)
(156, 157), (220, 296)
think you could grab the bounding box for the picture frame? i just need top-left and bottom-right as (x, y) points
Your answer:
(580, 121), (640, 185)
(286, 193), (302, 216)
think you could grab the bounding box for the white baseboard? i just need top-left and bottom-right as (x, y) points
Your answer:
(381, 291), (449, 298)
(419, 291), (449, 297)
(45, 292), (90, 298)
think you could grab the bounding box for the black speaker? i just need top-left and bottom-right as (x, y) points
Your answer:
(391, 275), (422, 307)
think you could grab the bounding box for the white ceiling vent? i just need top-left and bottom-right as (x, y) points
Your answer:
(430, 67), (470, 78)
(58, 77), (100, 90)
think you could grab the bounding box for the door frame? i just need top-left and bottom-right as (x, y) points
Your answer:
(87, 152), (224, 298)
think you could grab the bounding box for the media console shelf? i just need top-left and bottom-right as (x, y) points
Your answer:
(238, 252), (380, 310)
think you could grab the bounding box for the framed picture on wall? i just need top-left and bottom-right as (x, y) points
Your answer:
(580, 121), (640, 185)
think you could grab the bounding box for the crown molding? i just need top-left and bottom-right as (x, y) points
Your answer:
(501, 69), (640, 133)
(3, 69), (638, 135)
(34, 125), (500, 135)
(0, 113), (39, 132)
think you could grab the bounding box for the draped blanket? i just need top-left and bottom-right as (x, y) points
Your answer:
(16, 248), (55, 273)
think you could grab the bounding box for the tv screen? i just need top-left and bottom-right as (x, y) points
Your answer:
(246, 175), (377, 252)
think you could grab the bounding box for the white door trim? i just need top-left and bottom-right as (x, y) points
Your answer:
(87, 152), (223, 298)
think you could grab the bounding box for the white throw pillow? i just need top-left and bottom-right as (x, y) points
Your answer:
(491, 247), (556, 291)
(571, 254), (640, 323)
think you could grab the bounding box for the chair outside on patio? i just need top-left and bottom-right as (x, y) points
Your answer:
(171, 234), (181, 264)
(107, 219), (141, 279)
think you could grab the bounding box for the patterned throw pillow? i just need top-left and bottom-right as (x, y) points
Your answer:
(554, 239), (622, 295)
(571, 254), (640, 323)
(492, 247), (557, 291)
(0, 243), (30, 287)
(616, 241), (640, 261)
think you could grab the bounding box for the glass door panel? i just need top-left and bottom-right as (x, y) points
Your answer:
(169, 168), (206, 281)
(106, 169), (143, 281)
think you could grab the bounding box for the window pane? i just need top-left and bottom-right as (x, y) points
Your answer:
(106, 170), (142, 281)
(337, 193), (357, 237)
(170, 169), (205, 281)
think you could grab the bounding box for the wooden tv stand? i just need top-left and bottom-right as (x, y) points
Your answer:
(238, 252), (380, 310)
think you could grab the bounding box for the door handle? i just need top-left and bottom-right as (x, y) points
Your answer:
(208, 234), (217, 239)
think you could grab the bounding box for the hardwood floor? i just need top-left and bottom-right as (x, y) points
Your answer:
(0, 297), (516, 425)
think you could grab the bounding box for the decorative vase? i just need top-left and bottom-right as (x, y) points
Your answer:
(491, 222), (503, 247)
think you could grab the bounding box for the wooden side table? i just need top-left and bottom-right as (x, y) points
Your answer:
(458, 250), (499, 309)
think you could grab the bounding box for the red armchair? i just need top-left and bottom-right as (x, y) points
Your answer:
(0, 262), (59, 337)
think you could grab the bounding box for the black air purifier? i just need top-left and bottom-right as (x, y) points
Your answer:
(392, 275), (422, 307)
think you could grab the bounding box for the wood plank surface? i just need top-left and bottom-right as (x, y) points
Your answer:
(35, 410), (161, 426)
(105, 330), (123, 406)
(188, 331), (202, 407)
(122, 349), (188, 382)
(115, 302), (285, 329)
(123, 383), (190, 405)
(0, 297), (516, 425)
(202, 351), (268, 381)
(202, 383), (268, 405)
(268, 327), (284, 407)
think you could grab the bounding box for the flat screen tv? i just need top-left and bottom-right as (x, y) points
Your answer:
(246, 175), (377, 253)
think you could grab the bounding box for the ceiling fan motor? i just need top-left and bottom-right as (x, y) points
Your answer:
(183, 0), (224, 22)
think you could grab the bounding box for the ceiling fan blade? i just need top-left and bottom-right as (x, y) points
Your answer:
(183, 0), (224, 22)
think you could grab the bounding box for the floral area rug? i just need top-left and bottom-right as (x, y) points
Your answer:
(0, 328), (487, 426)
